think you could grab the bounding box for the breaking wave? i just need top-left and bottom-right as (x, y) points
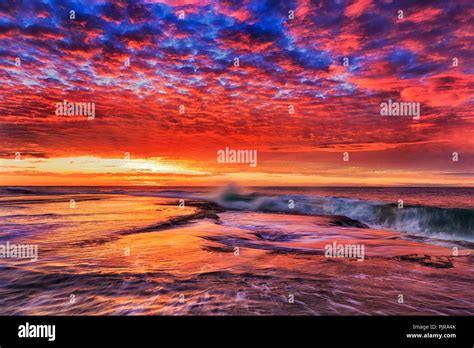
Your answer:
(213, 185), (474, 242)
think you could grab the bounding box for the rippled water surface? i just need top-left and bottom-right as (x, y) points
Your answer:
(0, 187), (473, 315)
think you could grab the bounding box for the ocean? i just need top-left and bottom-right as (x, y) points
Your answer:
(0, 185), (472, 315)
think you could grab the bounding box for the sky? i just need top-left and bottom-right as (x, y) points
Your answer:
(0, 0), (473, 186)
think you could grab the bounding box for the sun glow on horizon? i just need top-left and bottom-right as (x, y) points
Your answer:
(0, 156), (213, 185)
(0, 155), (472, 187)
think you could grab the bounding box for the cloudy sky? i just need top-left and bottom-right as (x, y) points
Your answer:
(0, 0), (472, 186)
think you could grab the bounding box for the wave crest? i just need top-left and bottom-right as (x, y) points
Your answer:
(213, 185), (474, 242)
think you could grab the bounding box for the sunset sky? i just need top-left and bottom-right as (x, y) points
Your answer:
(0, 0), (472, 186)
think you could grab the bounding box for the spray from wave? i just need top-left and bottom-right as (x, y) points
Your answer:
(212, 184), (474, 242)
